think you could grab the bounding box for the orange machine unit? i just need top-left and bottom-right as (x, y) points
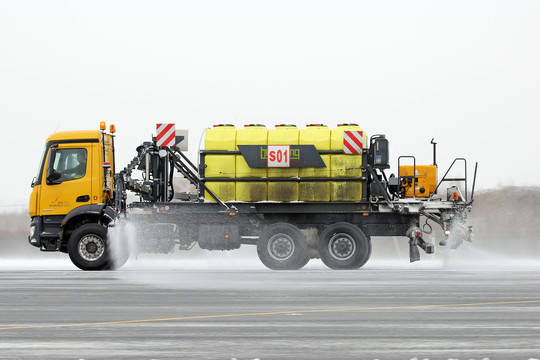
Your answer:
(399, 165), (437, 198)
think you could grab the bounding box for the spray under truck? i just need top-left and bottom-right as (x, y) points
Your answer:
(28, 122), (477, 271)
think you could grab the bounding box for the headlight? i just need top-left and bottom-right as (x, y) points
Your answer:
(29, 226), (36, 238)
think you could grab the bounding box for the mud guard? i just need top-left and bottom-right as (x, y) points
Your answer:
(62, 204), (116, 228)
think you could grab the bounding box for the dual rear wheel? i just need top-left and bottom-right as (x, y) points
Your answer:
(257, 223), (310, 270)
(257, 222), (371, 270)
(318, 222), (371, 270)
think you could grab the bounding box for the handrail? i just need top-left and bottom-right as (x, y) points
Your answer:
(431, 158), (468, 202)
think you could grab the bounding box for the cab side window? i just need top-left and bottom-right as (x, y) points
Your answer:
(53, 149), (88, 181)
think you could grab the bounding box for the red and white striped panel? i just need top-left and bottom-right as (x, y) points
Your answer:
(156, 123), (176, 147)
(343, 131), (364, 154)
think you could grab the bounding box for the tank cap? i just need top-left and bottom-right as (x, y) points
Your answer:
(307, 124), (327, 127)
(338, 123), (359, 127)
(213, 124), (235, 127)
(244, 124), (266, 127)
(276, 124), (297, 127)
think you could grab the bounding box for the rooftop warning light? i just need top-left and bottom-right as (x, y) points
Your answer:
(100, 122), (106, 131)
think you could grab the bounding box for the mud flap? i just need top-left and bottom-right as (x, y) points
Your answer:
(408, 228), (434, 263)
(409, 239), (421, 263)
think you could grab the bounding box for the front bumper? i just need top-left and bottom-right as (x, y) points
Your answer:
(28, 217), (41, 248)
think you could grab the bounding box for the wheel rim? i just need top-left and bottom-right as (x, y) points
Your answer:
(78, 234), (105, 262)
(328, 232), (356, 261)
(267, 233), (295, 261)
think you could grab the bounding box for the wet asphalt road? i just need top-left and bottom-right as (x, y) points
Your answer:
(0, 264), (539, 360)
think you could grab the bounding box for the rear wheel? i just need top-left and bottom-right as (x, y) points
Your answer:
(318, 222), (371, 270)
(68, 224), (111, 271)
(257, 223), (310, 270)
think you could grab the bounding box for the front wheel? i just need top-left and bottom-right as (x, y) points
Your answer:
(68, 224), (111, 271)
(257, 223), (310, 270)
(318, 222), (371, 270)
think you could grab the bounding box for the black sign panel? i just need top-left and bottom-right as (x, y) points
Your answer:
(237, 145), (326, 168)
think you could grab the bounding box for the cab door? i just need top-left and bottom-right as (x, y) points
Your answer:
(39, 144), (93, 216)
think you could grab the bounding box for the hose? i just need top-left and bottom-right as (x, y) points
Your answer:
(422, 218), (433, 234)
(168, 157), (175, 202)
(196, 127), (211, 171)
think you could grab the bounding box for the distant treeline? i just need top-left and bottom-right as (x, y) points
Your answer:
(470, 186), (540, 256)
(0, 212), (28, 237)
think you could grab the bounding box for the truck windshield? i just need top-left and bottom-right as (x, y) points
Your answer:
(33, 145), (48, 187)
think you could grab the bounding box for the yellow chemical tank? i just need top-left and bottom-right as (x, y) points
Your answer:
(330, 124), (365, 201)
(236, 124), (268, 201)
(204, 125), (236, 201)
(299, 124), (330, 201)
(205, 124), (237, 150)
(267, 125), (299, 201)
(330, 123), (368, 150)
(399, 165), (437, 198)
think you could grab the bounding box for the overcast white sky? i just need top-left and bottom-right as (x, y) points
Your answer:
(1, 0), (539, 212)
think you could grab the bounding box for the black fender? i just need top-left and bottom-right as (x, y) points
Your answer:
(61, 204), (116, 235)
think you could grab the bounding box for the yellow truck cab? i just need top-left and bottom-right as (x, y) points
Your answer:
(28, 124), (118, 270)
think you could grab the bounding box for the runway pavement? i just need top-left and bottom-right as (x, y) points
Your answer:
(0, 258), (539, 360)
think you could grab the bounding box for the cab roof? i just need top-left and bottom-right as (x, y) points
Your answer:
(46, 130), (102, 143)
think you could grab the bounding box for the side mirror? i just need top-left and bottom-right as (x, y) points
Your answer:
(46, 147), (62, 185)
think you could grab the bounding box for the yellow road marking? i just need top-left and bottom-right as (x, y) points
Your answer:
(0, 299), (538, 331)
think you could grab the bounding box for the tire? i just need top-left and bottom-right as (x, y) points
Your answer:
(68, 224), (111, 271)
(318, 222), (371, 270)
(257, 223), (310, 270)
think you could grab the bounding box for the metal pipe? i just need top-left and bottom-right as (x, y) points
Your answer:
(431, 138), (437, 166)
(145, 153), (150, 181)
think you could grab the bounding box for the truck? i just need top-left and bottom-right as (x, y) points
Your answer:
(28, 122), (477, 271)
